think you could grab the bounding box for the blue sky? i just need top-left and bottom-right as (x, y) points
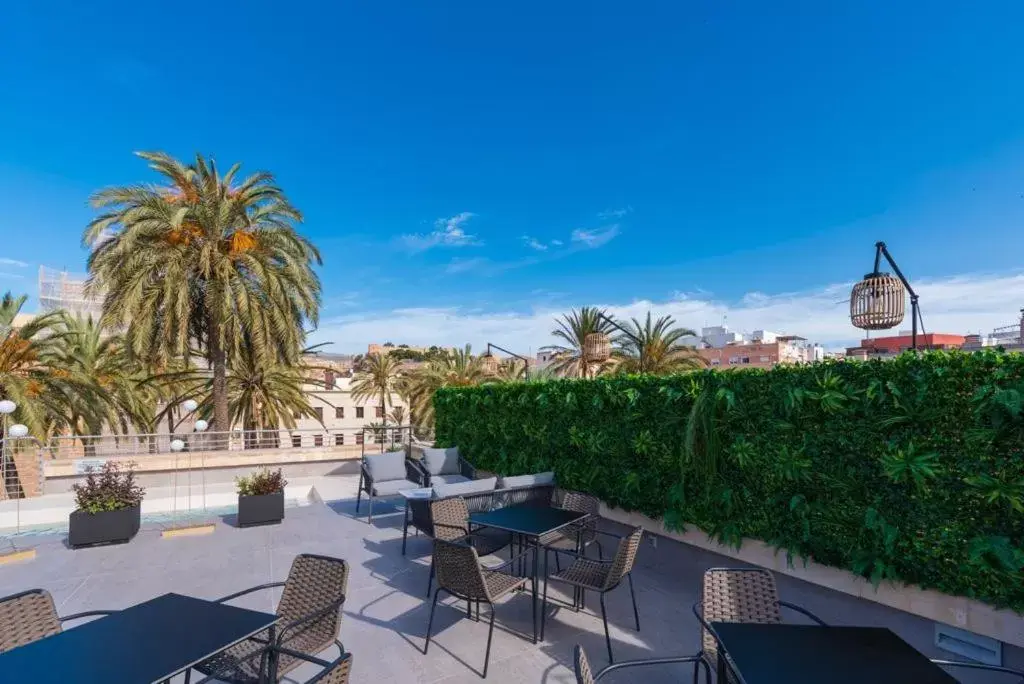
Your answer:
(3, 1), (1024, 352)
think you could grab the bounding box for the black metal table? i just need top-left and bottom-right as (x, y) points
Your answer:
(0, 592), (279, 684)
(470, 504), (587, 643)
(709, 623), (958, 684)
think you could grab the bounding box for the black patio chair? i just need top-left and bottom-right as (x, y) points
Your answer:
(188, 554), (348, 683)
(931, 659), (1024, 682)
(573, 643), (710, 683)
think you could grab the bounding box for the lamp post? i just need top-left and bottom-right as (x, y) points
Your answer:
(483, 342), (532, 380)
(850, 241), (925, 351)
(0, 400), (15, 500)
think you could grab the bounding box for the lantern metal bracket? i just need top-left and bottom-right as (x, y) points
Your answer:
(596, 312), (645, 371)
(868, 241), (925, 351)
(485, 342), (531, 380)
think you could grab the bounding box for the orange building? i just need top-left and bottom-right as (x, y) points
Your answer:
(846, 333), (965, 359)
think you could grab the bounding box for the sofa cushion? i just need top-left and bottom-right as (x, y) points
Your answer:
(372, 479), (423, 496)
(433, 476), (497, 499)
(430, 473), (471, 486)
(497, 471), (556, 489)
(364, 450), (407, 482)
(422, 446), (461, 476)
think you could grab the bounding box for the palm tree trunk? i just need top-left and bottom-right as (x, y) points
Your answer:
(209, 306), (230, 449)
(380, 388), (388, 453)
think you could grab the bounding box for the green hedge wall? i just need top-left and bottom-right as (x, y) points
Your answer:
(434, 351), (1024, 611)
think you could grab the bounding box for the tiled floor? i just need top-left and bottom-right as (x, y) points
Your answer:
(0, 483), (1019, 683)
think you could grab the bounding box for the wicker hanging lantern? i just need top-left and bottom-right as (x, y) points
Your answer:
(481, 352), (500, 375)
(584, 332), (612, 363)
(850, 272), (905, 330)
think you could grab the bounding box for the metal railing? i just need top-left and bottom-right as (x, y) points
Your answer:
(32, 426), (421, 462)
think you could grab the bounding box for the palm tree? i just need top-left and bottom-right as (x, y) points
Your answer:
(543, 307), (616, 379)
(350, 351), (404, 435)
(494, 358), (529, 382)
(613, 312), (706, 375)
(406, 345), (489, 431)
(0, 293), (89, 436)
(84, 151), (322, 437)
(51, 314), (159, 438)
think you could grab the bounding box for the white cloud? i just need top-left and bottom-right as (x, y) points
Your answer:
(309, 271), (1024, 354)
(0, 272), (25, 280)
(397, 212), (480, 252)
(551, 239), (563, 247)
(445, 257), (490, 274)
(571, 225), (620, 249)
(0, 258), (28, 268)
(598, 206), (632, 220)
(521, 236), (549, 252)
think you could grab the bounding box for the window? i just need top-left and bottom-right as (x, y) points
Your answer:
(324, 370), (336, 390)
(710, 359), (721, 366)
(375, 406), (384, 418)
(356, 407), (364, 419)
(335, 407), (344, 419)
(356, 433), (364, 445)
(760, 356), (770, 363)
(314, 407), (323, 422)
(741, 357), (750, 364)
(313, 434), (323, 447)
(291, 434), (302, 447)
(729, 356), (740, 364)
(334, 433), (344, 446)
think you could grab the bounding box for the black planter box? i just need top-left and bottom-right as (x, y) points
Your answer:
(238, 491), (284, 527)
(68, 505), (141, 548)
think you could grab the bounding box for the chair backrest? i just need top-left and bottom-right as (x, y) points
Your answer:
(573, 644), (596, 684)
(604, 526), (644, 589)
(431, 497), (470, 541)
(0, 589), (61, 654)
(433, 539), (489, 600)
(699, 568), (781, 655)
(559, 491), (601, 543)
(493, 483), (555, 509)
(277, 554), (349, 649)
(309, 653), (353, 684)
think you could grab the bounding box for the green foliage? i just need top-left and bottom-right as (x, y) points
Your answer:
(236, 467), (287, 496)
(435, 351), (1024, 611)
(72, 461), (145, 514)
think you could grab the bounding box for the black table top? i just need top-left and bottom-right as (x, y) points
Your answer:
(0, 592), (278, 684)
(710, 623), (958, 684)
(470, 504), (586, 537)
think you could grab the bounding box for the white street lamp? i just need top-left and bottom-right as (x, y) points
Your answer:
(194, 419), (209, 433)
(0, 400), (15, 415)
(8, 424), (28, 439)
(182, 399), (199, 413)
(170, 439), (186, 452)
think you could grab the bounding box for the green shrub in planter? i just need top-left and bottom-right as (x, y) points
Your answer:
(236, 468), (287, 527)
(69, 461), (145, 547)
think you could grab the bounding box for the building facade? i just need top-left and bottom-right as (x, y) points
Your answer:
(845, 332), (966, 360)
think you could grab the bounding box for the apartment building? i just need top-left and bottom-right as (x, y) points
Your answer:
(687, 326), (824, 369)
(845, 332), (966, 360)
(288, 368), (408, 447)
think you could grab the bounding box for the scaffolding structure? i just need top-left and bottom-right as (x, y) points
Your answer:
(38, 266), (104, 319)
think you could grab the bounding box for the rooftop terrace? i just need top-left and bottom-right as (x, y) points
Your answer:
(1, 476), (1018, 683)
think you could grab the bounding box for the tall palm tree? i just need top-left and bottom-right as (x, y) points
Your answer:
(406, 345), (489, 431)
(350, 351), (404, 433)
(543, 307), (616, 379)
(84, 151), (322, 436)
(613, 312), (706, 375)
(0, 293), (88, 436)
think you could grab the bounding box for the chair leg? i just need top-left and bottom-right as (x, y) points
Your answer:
(599, 593), (613, 663)
(423, 590), (441, 654)
(426, 562), (435, 597)
(541, 568), (549, 640)
(356, 475), (363, 513)
(402, 507), (409, 556)
(700, 656), (712, 684)
(368, 495), (374, 523)
(555, 551), (561, 572)
(596, 540), (603, 561)
(482, 604), (496, 678)
(627, 573), (640, 631)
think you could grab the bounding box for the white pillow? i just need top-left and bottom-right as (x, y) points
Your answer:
(432, 477), (497, 499)
(498, 471), (556, 489)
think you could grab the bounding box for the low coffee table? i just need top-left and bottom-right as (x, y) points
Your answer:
(400, 487), (434, 555)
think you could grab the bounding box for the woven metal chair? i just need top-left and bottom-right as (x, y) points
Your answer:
(541, 526), (644, 663)
(426, 497), (511, 597)
(190, 554), (348, 684)
(304, 653), (353, 684)
(423, 538), (532, 678)
(573, 644), (710, 683)
(691, 567), (826, 683)
(0, 588), (114, 654)
(541, 491), (603, 570)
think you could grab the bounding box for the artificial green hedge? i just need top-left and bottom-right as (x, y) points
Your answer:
(434, 350), (1024, 611)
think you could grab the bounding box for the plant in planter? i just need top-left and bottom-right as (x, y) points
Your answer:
(69, 461), (145, 548)
(236, 467), (288, 527)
